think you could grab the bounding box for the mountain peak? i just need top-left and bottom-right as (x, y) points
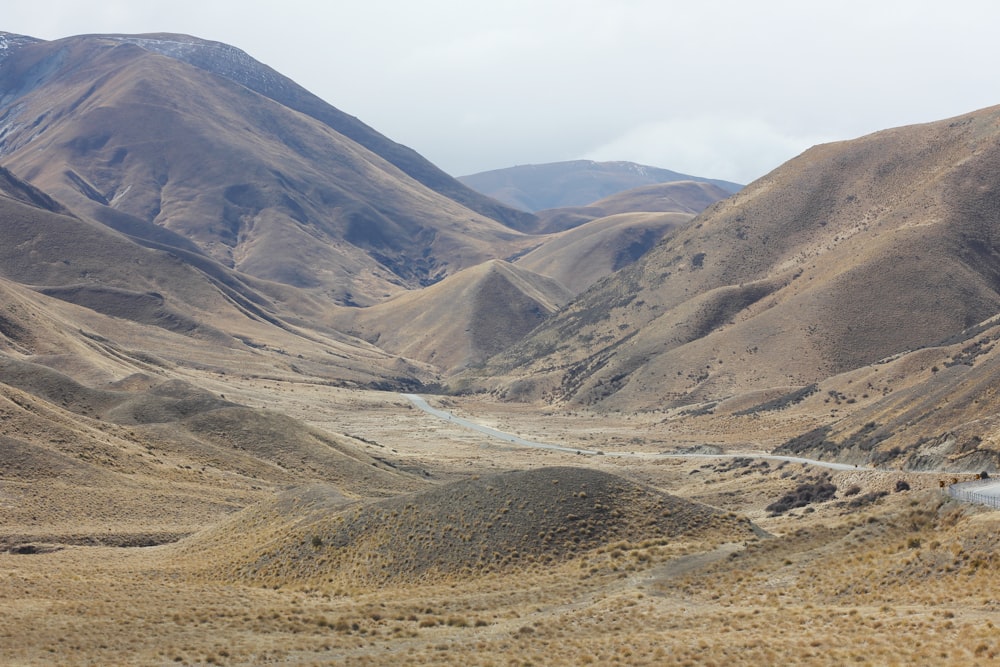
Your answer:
(0, 32), (537, 305)
(459, 159), (742, 213)
(0, 31), (41, 59)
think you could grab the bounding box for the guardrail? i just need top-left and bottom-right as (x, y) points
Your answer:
(948, 479), (1000, 509)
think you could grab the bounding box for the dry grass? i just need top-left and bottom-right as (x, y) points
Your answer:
(3, 482), (998, 666)
(2, 372), (997, 666)
(6, 32), (1000, 667)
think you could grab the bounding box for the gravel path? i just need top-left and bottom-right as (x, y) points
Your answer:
(403, 394), (860, 471)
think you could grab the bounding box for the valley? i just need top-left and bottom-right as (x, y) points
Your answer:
(3, 29), (1000, 665)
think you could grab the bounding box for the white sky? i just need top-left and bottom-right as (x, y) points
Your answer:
(5, 1), (1000, 184)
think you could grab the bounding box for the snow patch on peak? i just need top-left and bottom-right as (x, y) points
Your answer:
(105, 35), (292, 100)
(0, 32), (41, 57)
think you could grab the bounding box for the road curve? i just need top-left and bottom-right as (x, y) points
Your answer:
(402, 393), (603, 455)
(401, 393), (859, 471)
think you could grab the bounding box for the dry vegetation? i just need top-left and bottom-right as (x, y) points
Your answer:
(7, 32), (1000, 667)
(2, 370), (998, 666)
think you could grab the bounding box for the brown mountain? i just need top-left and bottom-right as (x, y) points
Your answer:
(465, 105), (1000, 410)
(458, 159), (742, 215)
(98, 33), (537, 233)
(532, 179), (733, 234)
(508, 181), (731, 296)
(0, 32), (534, 306)
(0, 162), (436, 393)
(330, 259), (572, 374)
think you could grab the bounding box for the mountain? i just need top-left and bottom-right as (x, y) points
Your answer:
(458, 159), (742, 214)
(330, 259), (573, 373)
(0, 32), (535, 306)
(465, 105), (1000, 410)
(7, 31), (1000, 663)
(98, 33), (537, 234)
(531, 180), (733, 234)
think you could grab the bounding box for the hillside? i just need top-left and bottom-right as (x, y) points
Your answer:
(0, 32), (534, 306)
(515, 211), (693, 294)
(330, 259), (573, 373)
(764, 314), (1000, 471)
(465, 105), (1000, 410)
(532, 179), (732, 234)
(0, 165), (434, 391)
(459, 159), (741, 214)
(96, 33), (537, 233)
(0, 355), (426, 546)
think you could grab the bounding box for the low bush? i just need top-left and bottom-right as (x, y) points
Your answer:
(766, 480), (838, 515)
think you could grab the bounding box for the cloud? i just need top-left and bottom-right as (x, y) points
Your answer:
(7, 0), (1000, 182)
(583, 116), (835, 184)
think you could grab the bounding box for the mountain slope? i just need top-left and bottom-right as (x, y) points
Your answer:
(532, 180), (732, 234)
(0, 33), (533, 306)
(761, 314), (1000, 472)
(100, 33), (537, 233)
(459, 160), (742, 214)
(466, 106), (1000, 409)
(515, 211), (693, 294)
(0, 162), (437, 392)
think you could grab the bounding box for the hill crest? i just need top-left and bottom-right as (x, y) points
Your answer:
(459, 159), (742, 214)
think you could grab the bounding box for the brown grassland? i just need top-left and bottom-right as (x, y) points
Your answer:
(3, 373), (1000, 666)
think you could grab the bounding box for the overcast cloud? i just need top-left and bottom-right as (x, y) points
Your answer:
(5, 1), (1000, 184)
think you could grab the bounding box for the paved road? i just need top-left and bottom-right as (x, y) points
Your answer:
(950, 479), (1000, 505)
(402, 393), (860, 471)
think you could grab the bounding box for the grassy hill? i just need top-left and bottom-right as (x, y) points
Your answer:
(181, 466), (756, 590)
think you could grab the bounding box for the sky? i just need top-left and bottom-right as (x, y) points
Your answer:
(5, 1), (1000, 184)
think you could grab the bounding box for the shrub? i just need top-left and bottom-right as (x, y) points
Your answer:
(895, 480), (911, 492)
(766, 481), (838, 515)
(846, 490), (889, 509)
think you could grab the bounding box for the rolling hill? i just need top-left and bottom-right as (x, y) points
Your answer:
(180, 466), (756, 589)
(459, 159), (742, 214)
(531, 179), (734, 234)
(514, 211), (693, 294)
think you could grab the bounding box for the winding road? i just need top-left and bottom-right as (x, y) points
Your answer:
(403, 393), (1000, 511)
(402, 393), (860, 471)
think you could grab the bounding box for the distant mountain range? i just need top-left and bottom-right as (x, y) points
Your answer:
(458, 160), (743, 213)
